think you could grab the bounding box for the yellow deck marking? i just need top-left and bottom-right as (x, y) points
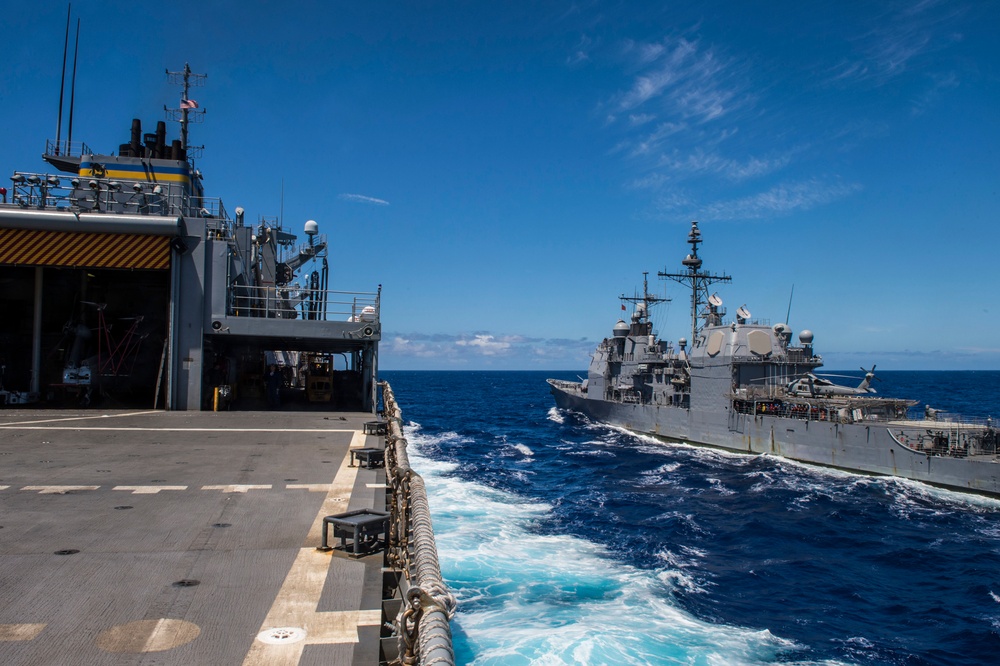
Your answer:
(243, 430), (381, 665)
(113, 486), (187, 494)
(22, 485), (100, 494)
(0, 623), (46, 641)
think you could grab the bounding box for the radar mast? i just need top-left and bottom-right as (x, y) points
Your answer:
(620, 271), (669, 326)
(658, 221), (732, 341)
(164, 63), (206, 157)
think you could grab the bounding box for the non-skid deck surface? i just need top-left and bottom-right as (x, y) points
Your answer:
(0, 409), (387, 665)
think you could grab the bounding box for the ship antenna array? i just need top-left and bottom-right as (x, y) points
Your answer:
(164, 63), (207, 156)
(620, 271), (669, 321)
(658, 220), (731, 342)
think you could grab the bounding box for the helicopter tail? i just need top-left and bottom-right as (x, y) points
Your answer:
(857, 365), (879, 394)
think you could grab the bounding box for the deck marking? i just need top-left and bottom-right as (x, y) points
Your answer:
(113, 485), (187, 494)
(243, 429), (381, 665)
(0, 623), (46, 641)
(0, 426), (355, 433)
(95, 618), (200, 653)
(0, 485), (9, 490)
(202, 484), (272, 493)
(22, 485), (100, 494)
(0, 410), (162, 427)
(286, 484), (332, 492)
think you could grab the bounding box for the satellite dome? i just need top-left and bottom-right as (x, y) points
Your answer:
(613, 320), (629, 338)
(799, 330), (814, 344)
(304, 219), (319, 236)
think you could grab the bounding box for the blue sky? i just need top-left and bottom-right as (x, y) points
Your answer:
(3, 1), (998, 370)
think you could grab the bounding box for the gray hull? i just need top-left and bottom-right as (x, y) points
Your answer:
(550, 381), (1000, 497)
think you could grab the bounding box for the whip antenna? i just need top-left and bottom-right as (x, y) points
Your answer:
(785, 284), (794, 326)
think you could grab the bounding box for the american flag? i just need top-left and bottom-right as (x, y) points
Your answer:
(180, 99), (199, 109)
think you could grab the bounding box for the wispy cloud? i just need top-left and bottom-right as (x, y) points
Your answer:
(627, 148), (794, 187)
(612, 37), (748, 124)
(653, 178), (862, 221)
(339, 193), (390, 206)
(827, 0), (966, 85)
(910, 71), (959, 116)
(704, 179), (863, 220)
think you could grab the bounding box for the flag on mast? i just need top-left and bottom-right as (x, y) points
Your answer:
(180, 99), (199, 109)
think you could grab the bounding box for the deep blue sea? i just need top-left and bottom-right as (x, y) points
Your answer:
(381, 370), (1000, 666)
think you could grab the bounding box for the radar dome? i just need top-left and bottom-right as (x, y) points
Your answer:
(799, 330), (814, 345)
(613, 320), (629, 338)
(304, 219), (319, 236)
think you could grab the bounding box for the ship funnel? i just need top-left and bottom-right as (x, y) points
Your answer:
(130, 119), (142, 157)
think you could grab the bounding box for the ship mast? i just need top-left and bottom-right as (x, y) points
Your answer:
(620, 271), (669, 327)
(164, 63), (206, 157)
(658, 221), (731, 342)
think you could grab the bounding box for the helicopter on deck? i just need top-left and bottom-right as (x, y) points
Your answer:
(787, 366), (879, 398)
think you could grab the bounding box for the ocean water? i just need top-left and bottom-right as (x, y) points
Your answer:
(380, 370), (1000, 666)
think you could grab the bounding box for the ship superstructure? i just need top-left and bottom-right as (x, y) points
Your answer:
(549, 221), (1000, 497)
(1, 64), (380, 411)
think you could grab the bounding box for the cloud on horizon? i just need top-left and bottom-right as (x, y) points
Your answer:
(382, 332), (595, 369)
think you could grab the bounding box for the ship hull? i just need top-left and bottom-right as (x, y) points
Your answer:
(549, 381), (1000, 497)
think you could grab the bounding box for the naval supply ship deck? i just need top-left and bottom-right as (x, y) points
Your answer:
(0, 386), (454, 665)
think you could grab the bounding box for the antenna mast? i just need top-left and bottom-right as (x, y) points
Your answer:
(164, 63), (207, 156)
(55, 4), (71, 155)
(658, 221), (732, 342)
(620, 271), (669, 322)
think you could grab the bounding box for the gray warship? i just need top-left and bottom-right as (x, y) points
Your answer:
(549, 221), (1000, 497)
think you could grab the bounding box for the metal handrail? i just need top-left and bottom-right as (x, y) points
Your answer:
(228, 284), (379, 322)
(382, 381), (456, 666)
(5, 170), (228, 221)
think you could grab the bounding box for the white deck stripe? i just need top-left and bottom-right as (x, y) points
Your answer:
(22, 485), (100, 494)
(0, 426), (355, 432)
(243, 430), (381, 665)
(0, 410), (162, 426)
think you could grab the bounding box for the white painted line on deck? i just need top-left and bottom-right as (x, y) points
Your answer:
(113, 486), (188, 494)
(202, 485), (272, 493)
(0, 426), (355, 433)
(286, 484), (332, 492)
(22, 485), (100, 494)
(243, 429), (380, 665)
(0, 486), (9, 491)
(0, 410), (162, 427)
(0, 623), (46, 641)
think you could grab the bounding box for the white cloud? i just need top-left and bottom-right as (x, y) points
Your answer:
(700, 179), (863, 220)
(382, 332), (596, 369)
(339, 193), (390, 206)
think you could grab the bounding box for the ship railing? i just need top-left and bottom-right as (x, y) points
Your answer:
(381, 381), (457, 666)
(228, 284), (380, 323)
(890, 417), (999, 458)
(4, 171), (231, 222)
(44, 138), (93, 158)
